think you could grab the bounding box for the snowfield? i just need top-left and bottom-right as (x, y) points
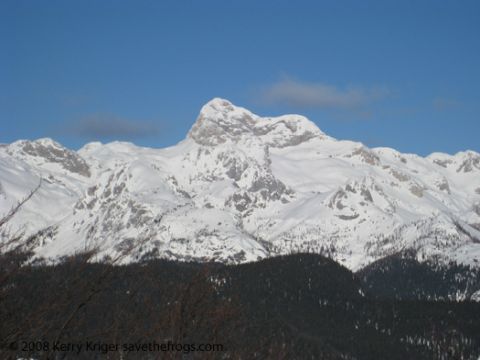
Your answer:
(1, 98), (479, 270)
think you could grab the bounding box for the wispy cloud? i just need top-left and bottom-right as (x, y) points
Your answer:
(69, 113), (160, 139)
(260, 78), (389, 109)
(432, 97), (460, 111)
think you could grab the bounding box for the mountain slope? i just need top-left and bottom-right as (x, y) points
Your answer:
(2, 253), (480, 359)
(1, 98), (479, 270)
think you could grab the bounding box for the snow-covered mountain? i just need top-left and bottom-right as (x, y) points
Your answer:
(1, 98), (480, 270)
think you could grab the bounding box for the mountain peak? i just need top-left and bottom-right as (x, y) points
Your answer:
(32, 137), (62, 147)
(197, 98), (257, 127)
(6, 138), (91, 177)
(189, 98), (324, 147)
(202, 97), (236, 110)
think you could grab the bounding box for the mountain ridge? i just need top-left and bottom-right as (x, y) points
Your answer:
(1, 98), (479, 271)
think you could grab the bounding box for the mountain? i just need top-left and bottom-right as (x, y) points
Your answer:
(1, 98), (480, 271)
(358, 251), (480, 301)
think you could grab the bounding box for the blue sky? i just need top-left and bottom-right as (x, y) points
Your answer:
(1, 0), (479, 155)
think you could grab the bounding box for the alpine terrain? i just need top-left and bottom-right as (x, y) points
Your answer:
(1, 98), (480, 275)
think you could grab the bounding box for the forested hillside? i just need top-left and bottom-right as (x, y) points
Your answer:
(1, 252), (479, 359)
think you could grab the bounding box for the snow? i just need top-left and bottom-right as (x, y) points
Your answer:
(1, 98), (479, 270)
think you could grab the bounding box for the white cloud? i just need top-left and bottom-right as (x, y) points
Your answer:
(261, 78), (389, 109)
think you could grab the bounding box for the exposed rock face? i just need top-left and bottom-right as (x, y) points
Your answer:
(6, 138), (90, 177)
(188, 99), (257, 146)
(350, 147), (380, 166)
(188, 98), (324, 148)
(457, 152), (480, 173)
(473, 203), (480, 217)
(409, 183), (424, 198)
(390, 169), (410, 182)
